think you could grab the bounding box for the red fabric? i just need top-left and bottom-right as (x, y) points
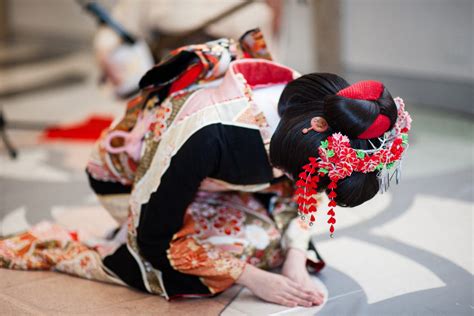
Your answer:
(232, 61), (293, 88)
(337, 80), (390, 139)
(169, 62), (204, 94)
(337, 80), (383, 100)
(42, 115), (113, 142)
(126, 95), (143, 110)
(307, 258), (325, 274)
(358, 115), (391, 139)
(69, 231), (78, 241)
(242, 51), (252, 59)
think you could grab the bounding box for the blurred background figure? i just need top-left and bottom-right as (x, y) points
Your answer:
(92, 0), (280, 96)
(0, 1), (472, 315)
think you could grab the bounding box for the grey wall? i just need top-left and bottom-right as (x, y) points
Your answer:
(278, 0), (318, 73)
(341, 0), (473, 113)
(10, 0), (99, 41)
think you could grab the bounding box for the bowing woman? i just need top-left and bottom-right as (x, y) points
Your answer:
(0, 30), (411, 308)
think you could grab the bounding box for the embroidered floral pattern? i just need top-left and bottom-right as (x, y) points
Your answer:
(0, 223), (118, 284)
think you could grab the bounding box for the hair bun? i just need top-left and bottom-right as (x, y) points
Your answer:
(323, 81), (397, 139)
(323, 95), (380, 138)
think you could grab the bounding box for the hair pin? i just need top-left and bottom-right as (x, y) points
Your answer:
(302, 117), (329, 134)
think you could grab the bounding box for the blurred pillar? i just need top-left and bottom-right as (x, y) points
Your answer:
(313, 0), (342, 74)
(0, 0), (8, 42)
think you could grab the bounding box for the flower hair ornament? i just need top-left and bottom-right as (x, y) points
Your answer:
(295, 80), (412, 237)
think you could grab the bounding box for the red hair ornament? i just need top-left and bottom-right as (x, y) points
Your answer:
(297, 81), (412, 237)
(337, 80), (391, 140)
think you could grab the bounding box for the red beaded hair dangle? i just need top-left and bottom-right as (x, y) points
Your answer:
(295, 158), (320, 226)
(295, 160), (339, 237)
(327, 180), (338, 237)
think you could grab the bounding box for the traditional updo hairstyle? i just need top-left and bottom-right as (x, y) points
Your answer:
(270, 73), (398, 207)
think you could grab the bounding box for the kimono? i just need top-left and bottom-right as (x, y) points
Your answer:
(0, 30), (324, 299)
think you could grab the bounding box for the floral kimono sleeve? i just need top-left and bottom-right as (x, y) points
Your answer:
(167, 212), (246, 294)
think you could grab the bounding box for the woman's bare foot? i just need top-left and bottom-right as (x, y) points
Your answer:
(236, 264), (320, 307)
(282, 248), (325, 305)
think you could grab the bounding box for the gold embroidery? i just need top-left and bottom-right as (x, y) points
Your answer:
(134, 91), (194, 183)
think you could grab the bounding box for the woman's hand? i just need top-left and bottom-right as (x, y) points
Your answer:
(282, 248), (325, 305)
(236, 264), (321, 307)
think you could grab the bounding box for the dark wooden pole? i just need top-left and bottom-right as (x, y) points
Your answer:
(0, 0), (8, 43)
(313, 0), (342, 73)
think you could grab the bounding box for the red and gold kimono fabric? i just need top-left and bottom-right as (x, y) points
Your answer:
(0, 189), (304, 295)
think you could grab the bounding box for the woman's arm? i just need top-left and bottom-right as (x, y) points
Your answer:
(280, 212), (325, 302)
(268, 194), (326, 303)
(275, 194), (326, 272)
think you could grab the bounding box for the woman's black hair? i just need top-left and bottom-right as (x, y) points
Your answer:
(270, 73), (398, 207)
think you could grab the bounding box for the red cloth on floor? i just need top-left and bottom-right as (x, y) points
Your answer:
(42, 115), (113, 142)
